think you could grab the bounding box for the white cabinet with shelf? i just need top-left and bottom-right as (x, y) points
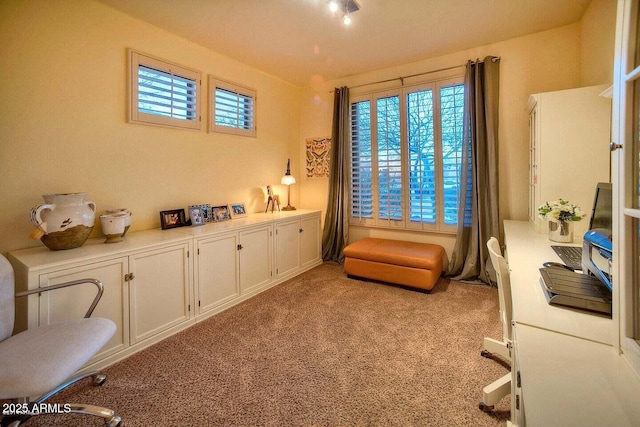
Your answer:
(128, 243), (191, 345)
(195, 231), (240, 315)
(275, 213), (321, 280)
(528, 85), (611, 239)
(8, 230), (194, 371)
(37, 257), (129, 363)
(193, 224), (272, 319)
(7, 210), (321, 372)
(185, 210), (320, 319)
(238, 225), (272, 294)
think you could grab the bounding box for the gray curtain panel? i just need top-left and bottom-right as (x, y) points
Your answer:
(447, 56), (501, 282)
(322, 87), (350, 263)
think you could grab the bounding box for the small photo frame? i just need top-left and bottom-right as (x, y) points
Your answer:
(212, 205), (231, 222)
(189, 206), (205, 226)
(201, 203), (212, 222)
(160, 209), (186, 230)
(229, 202), (247, 218)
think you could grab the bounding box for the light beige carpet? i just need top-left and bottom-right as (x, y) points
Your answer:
(28, 262), (510, 426)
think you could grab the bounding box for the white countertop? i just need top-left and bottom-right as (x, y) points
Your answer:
(504, 220), (640, 426)
(504, 220), (615, 346)
(515, 323), (640, 427)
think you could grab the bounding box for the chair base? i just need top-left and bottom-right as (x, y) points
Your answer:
(1, 371), (121, 427)
(479, 372), (511, 412)
(482, 337), (511, 360)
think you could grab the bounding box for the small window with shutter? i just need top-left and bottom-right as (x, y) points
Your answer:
(209, 77), (256, 137)
(129, 50), (201, 130)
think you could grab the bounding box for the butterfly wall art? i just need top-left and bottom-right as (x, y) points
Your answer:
(305, 137), (331, 178)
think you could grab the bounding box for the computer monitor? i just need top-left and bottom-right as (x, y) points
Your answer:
(589, 182), (613, 231)
(582, 182), (613, 291)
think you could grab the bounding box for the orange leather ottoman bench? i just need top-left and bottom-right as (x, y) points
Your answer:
(343, 238), (446, 291)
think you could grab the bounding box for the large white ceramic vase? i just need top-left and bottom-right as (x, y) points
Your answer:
(30, 193), (96, 250)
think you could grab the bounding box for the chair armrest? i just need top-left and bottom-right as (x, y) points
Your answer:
(15, 279), (104, 318)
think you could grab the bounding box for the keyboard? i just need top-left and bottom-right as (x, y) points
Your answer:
(539, 267), (612, 316)
(551, 245), (583, 271)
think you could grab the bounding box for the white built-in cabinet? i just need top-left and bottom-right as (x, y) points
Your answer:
(37, 257), (130, 363)
(528, 85), (612, 239)
(275, 215), (321, 280)
(193, 223), (272, 318)
(8, 210), (322, 372)
(128, 244), (191, 345)
(9, 233), (193, 370)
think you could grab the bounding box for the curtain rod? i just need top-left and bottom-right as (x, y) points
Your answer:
(338, 56), (500, 92)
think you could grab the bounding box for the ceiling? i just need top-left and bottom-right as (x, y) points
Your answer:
(98, 0), (592, 87)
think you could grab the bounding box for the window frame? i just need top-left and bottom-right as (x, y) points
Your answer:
(209, 77), (257, 138)
(129, 50), (202, 130)
(613, 0), (640, 377)
(348, 76), (464, 233)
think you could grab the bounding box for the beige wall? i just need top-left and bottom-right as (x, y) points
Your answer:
(581, 0), (617, 87)
(0, 0), (301, 255)
(0, 0), (616, 258)
(299, 6), (616, 257)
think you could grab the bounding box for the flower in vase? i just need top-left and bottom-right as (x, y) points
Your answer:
(537, 199), (586, 223)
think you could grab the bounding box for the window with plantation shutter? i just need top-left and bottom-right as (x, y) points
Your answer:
(129, 50), (201, 130)
(349, 77), (464, 232)
(439, 83), (465, 226)
(377, 95), (403, 223)
(209, 77), (256, 137)
(407, 87), (436, 224)
(350, 99), (373, 221)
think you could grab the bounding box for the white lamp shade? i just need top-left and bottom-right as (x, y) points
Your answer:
(281, 175), (296, 185)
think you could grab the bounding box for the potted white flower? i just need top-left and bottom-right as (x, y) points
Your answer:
(538, 199), (586, 242)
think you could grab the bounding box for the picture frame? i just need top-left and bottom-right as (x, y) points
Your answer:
(201, 203), (212, 222)
(212, 205), (231, 222)
(188, 206), (206, 226)
(160, 209), (186, 230)
(229, 202), (247, 218)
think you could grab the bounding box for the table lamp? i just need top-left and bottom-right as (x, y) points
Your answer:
(281, 159), (296, 211)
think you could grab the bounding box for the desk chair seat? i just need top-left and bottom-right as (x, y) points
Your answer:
(0, 254), (121, 427)
(479, 237), (513, 412)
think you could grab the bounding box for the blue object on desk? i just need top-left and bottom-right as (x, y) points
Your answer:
(583, 229), (612, 253)
(582, 228), (612, 291)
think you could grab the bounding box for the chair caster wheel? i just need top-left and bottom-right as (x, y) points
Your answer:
(93, 374), (107, 386)
(479, 402), (494, 412)
(480, 349), (491, 358)
(107, 416), (122, 427)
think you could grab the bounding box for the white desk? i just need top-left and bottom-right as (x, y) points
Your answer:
(504, 220), (640, 427)
(504, 220), (614, 345)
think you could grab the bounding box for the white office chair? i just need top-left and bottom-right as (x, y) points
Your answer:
(0, 254), (121, 427)
(479, 237), (513, 412)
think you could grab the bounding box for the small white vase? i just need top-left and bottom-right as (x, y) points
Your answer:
(105, 209), (132, 237)
(100, 213), (128, 243)
(548, 220), (573, 243)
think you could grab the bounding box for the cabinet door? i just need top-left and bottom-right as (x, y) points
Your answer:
(196, 233), (239, 314)
(300, 216), (320, 269)
(275, 220), (300, 279)
(528, 104), (538, 227)
(239, 225), (272, 294)
(129, 243), (190, 344)
(38, 257), (129, 362)
(511, 324), (526, 426)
